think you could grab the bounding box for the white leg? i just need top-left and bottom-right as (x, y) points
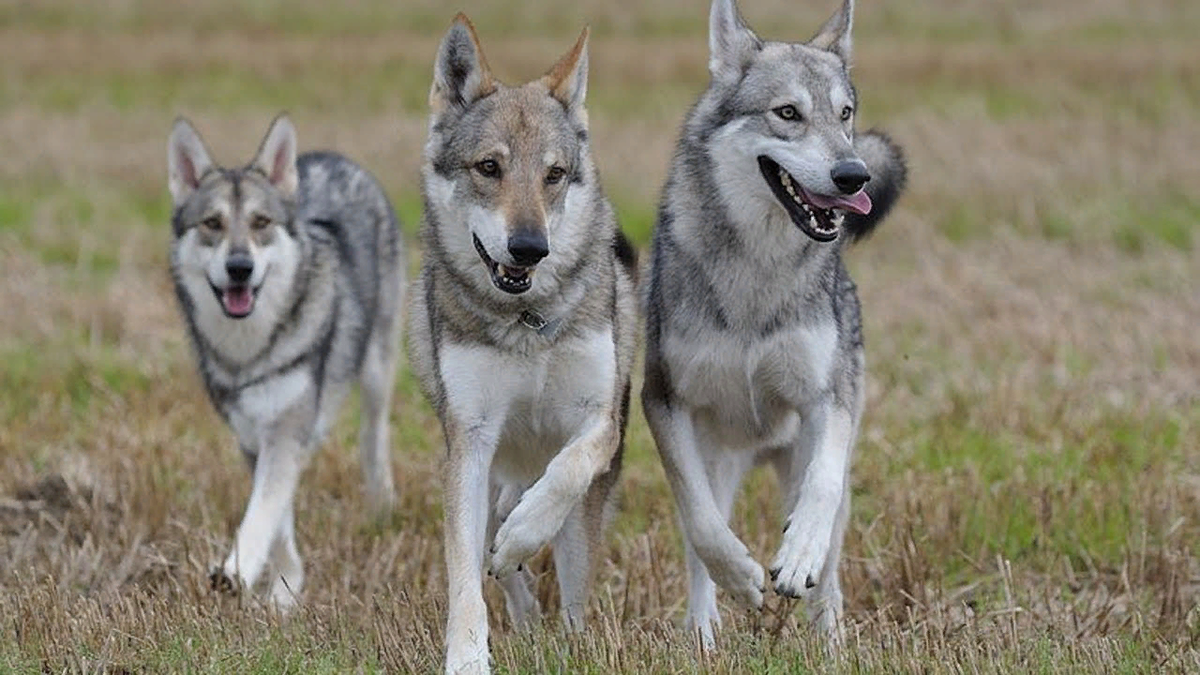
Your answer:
(807, 488), (848, 642)
(443, 423), (501, 675)
(770, 401), (854, 601)
(644, 399), (765, 610)
(490, 483), (540, 630)
(218, 438), (308, 592)
(489, 416), (618, 578)
(684, 445), (755, 648)
(268, 501), (304, 610)
(359, 338), (398, 512)
(552, 505), (589, 631)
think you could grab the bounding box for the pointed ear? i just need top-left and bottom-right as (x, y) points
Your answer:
(430, 14), (497, 114)
(709, 0), (761, 85)
(808, 0), (854, 62)
(167, 117), (214, 206)
(251, 114), (299, 197)
(543, 27), (589, 120)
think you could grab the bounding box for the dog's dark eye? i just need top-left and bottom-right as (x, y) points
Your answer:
(250, 214), (271, 230)
(545, 166), (567, 185)
(840, 105), (854, 121)
(774, 105), (802, 122)
(474, 159), (501, 178)
(201, 216), (223, 231)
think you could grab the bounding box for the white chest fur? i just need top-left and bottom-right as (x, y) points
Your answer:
(439, 328), (617, 481)
(663, 320), (837, 448)
(226, 367), (313, 445)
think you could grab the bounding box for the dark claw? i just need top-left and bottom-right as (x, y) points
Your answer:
(783, 519), (791, 534)
(776, 584), (802, 600)
(805, 574), (816, 589)
(517, 563), (523, 573)
(769, 567), (781, 582)
(489, 545), (496, 555)
(209, 569), (239, 596)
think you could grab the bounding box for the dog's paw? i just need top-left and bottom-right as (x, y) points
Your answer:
(444, 643), (491, 675)
(684, 600), (721, 651)
(269, 575), (303, 613)
(769, 520), (833, 598)
(696, 533), (765, 610)
(209, 568), (241, 596)
(488, 497), (560, 578)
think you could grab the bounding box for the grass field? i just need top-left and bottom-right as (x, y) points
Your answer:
(2, 0), (1198, 671)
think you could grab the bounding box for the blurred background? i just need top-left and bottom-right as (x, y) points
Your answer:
(1, 0), (1197, 670)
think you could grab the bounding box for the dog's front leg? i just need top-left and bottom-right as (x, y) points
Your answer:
(216, 435), (310, 596)
(489, 415), (617, 580)
(442, 419), (500, 675)
(770, 399), (854, 610)
(642, 392), (765, 611)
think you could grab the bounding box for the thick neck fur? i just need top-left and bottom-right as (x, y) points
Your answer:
(662, 98), (845, 333)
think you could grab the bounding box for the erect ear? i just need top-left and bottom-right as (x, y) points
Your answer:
(543, 26), (589, 121)
(251, 114), (299, 197)
(709, 0), (761, 86)
(808, 0), (854, 63)
(167, 117), (214, 206)
(430, 13), (497, 114)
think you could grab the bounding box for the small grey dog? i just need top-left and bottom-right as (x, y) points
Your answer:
(167, 114), (405, 608)
(642, 0), (907, 647)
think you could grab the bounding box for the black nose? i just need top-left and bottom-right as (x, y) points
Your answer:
(226, 254), (254, 284)
(830, 160), (871, 195)
(507, 231), (549, 267)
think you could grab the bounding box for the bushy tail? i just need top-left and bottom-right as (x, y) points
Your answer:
(844, 129), (907, 243)
(613, 229), (639, 282)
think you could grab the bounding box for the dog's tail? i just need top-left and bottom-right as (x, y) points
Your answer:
(613, 229), (639, 283)
(843, 129), (907, 244)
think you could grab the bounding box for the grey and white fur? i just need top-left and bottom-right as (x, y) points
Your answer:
(167, 114), (405, 609)
(642, 0), (907, 648)
(406, 15), (637, 675)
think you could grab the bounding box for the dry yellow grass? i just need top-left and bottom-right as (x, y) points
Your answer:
(2, 0), (1199, 671)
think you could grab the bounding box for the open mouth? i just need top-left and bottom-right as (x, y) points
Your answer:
(210, 282), (259, 319)
(756, 156), (872, 243)
(473, 234), (535, 295)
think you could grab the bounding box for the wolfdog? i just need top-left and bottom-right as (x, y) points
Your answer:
(642, 0), (907, 646)
(407, 15), (637, 674)
(166, 114), (405, 608)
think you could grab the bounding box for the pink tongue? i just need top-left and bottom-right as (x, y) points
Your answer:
(223, 288), (254, 315)
(804, 188), (873, 215)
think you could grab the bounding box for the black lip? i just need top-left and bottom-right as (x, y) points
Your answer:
(756, 156), (840, 243)
(209, 281), (260, 319)
(472, 234), (533, 295)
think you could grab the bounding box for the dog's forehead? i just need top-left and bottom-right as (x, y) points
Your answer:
(183, 174), (235, 217)
(472, 86), (578, 159)
(742, 42), (852, 106)
(234, 171), (281, 215)
(181, 169), (280, 222)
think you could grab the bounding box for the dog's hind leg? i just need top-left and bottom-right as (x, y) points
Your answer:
(490, 483), (540, 630)
(683, 442), (755, 649)
(552, 504), (590, 631)
(358, 328), (399, 513)
(552, 447), (620, 632)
